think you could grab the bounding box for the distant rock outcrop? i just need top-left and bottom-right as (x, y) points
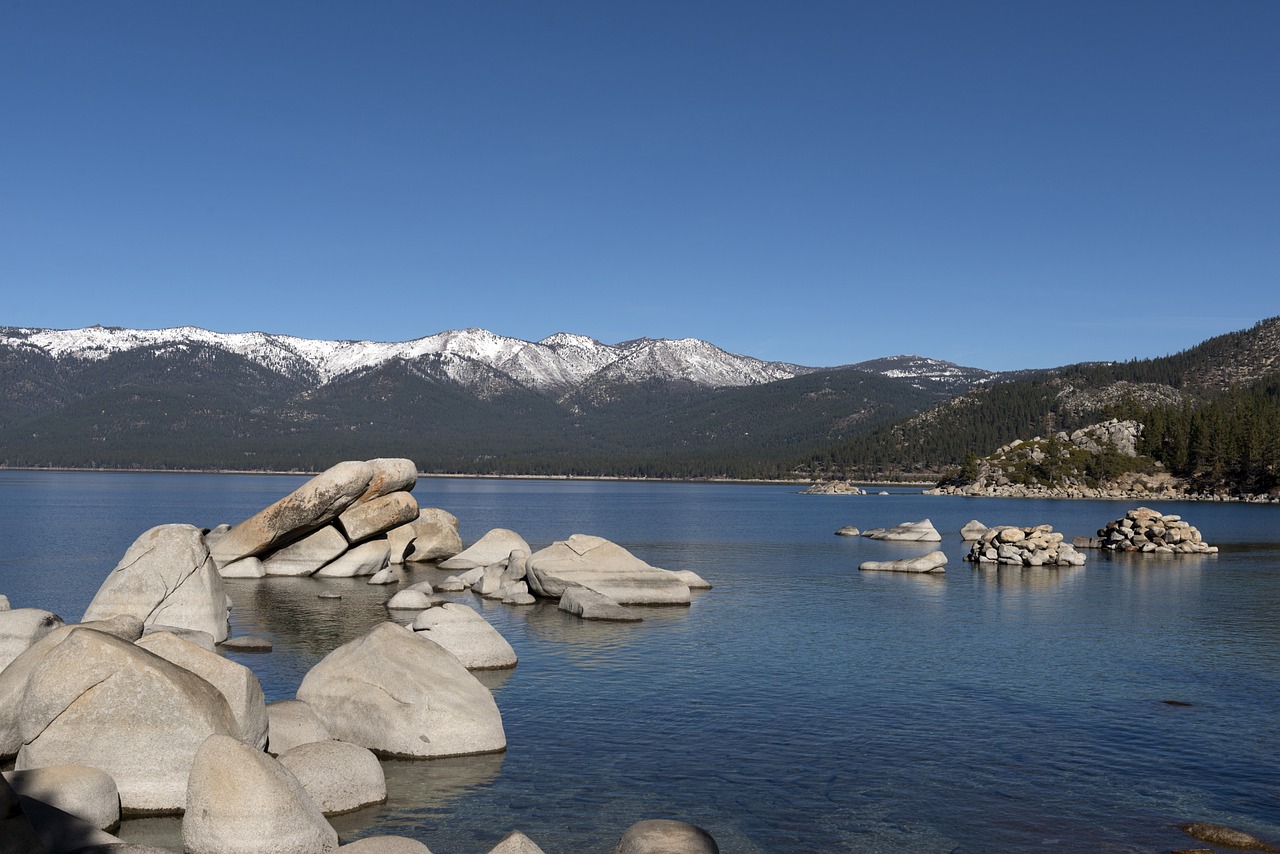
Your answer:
(1095, 507), (1217, 554)
(801, 481), (866, 495)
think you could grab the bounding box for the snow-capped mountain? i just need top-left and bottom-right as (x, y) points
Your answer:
(846, 355), (998, 393)
(0, 325), (814, 395)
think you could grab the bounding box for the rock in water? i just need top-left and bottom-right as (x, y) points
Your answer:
(402, 508), (464, 563)
(613, 819), (719, 854)
(487, 831), (547, 854)
(1178, 822), (1279, 852)
(411, 604), (517, 669)
(16, 628), (238, 813)
(3, 764), (120, 832)
(867, 519), (942, 542)
(526, 535), (691, 605)
(314, 538), (390, 578)
(296, 622), (506, 759)
(338, 492), (420, 544)
(558, 587), (641, 622)
(183, 734), (338, 854)
(261, 525), (349, 577)
(265, 700), (331, 756)
(959, 520), (988, 541)
(360, 457), (419, 501)
(82, 524), (229, 643)
(210, 460), (374, 566)
(859, 551), (948, 573)
(277, 740), (386, 815)
(438, 529), (531, 571)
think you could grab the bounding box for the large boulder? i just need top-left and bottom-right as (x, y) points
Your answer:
(314, 538), (391, 578)
(82, 524), (229, 642)
(339, 839), (433, 853)
(402, 508), (464, 563)
(296, 622), (506, 759)
(183, 733), (338, 854)
(960, 520), (989, 541)
(360, 458), (418, 502)
(277, 740), (386, 815)
(135, 631), (268, 750)
(527, 535), (690, 605)
(15, 628), (238, 813)
(338, 492), (420, 544)
(266, 700), (331, 756)
(411, 604), (517, 669)
(209, 460), (375, 566)
(0, 609), (64, 672)
(613, 819), (719, 854)
(867, 519), (942, 542)
(438, 529), (530, 571)
(261, 525), (350, 577)
(3, 764), (120, 832)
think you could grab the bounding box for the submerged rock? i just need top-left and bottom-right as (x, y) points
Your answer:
(1177, 822), (1279, 852)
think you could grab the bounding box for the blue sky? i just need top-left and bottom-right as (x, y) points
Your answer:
(2, 1), (1276, 371)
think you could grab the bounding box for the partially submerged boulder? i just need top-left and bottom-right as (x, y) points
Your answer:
(411, 604), (517, 670)
(183, 733), (338, 854)
(314, 538), (390, 578)
(278, 740), (386, 816)
(402, 509), (464, 563)
(16, 628), (238, 813)
(558, 587), (641, 622)
(859, 551), (948, 573)
(82, 524), (229, 642)
(959, 520), (989, 541)
(261, 525), (349, 577)
(296, 622), (506, 759)
(439, 529), (530, 571)
(266, 699), (331, 756)
(527, 535), (690, 605)
(866, 519), (942, 542)
(613, 819), (719, 854)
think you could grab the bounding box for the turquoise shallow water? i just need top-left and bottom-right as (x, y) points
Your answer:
(2, 472), (1279, 852)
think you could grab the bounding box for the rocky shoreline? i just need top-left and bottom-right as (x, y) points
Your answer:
(925, 482), (1280, 503)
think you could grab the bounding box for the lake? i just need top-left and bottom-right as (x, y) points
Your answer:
(2, 471), (1279, 853)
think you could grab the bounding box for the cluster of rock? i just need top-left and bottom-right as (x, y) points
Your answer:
(801, 481), (867, 495)
(208, 458), (463, 580)
(1077, 507), (1218, 554)
(964, 525), (1087, 567)
(435, 530), (711, 622)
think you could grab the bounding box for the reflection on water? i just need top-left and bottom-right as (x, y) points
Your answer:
(5, 475), (1280, 853)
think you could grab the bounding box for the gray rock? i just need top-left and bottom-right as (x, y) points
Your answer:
(385, 522), (417, 565)
(435, 577), (468, 592)
(266, 699), (332, 756)
(359, 458), (418, 502)
(315, 538), (391, 578)
(959, 520), (988, 541)
(338, 492), (420, 544)
(142, 624), (215, 651)
(405, 581), (434, 595)
(668, 569), (712, 589)
(1177, 821), (1278, 852)
(558, 587), (641, 622)
(502, 592), (537, 606)
(867, 519), (942, 542)
(261, 525), (349, 577)
(527, 535), (690, 605)
(472, 565), (506, 597)
(219, 636), (273, 653)
(859, 551), (948, 573)
(386, 590), (433, 611)
(136, 631), (268, 750)
(210, 460), (374, 566)
(438, 529), (531, 571)
(296, 622), (506, 758)
(3, 764), (119, 832)
(82, 524), (229, 643)
(402, 509), (464, 563)
(338, 838), (433, 853)
(486, 831), (546, 854)
(278, 740), (386, 816)
(834, 526), (860, 536)
(0, 608), (64, 672)
(0, 594), (8, 611)
(367, 567), (397, 585)
(411, 604), (517, 670)
(183, 733), (338, 854)
(613, 819), (719, 854)
(16, 628), (238, 813)
(217, 556), (266, 579)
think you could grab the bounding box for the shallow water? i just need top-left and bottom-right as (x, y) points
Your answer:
(2, 472), (1279, 852)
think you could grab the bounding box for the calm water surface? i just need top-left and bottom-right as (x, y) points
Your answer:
(2, 471), (1279, 853)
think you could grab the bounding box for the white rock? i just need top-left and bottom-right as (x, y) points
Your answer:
(527, 535), (690, 605)
(386, 590), (433, 611)
(339, 838), (434, 853)
(266, 700), (332, 756)
(438, 529), (531, 571)
(218, 556), (267, 578)
(558, 587), (641, 622)
(402, 508), (464, 563)
(296, 622), (506, 758)
(614, 819), (719, 854)
(867, 519), (942, 542)
(360, 458), (418, 501)
(0, 608), (64, 672)
(278, 740), (386, 815)
(338, 492), (420, 544)
(183, 733), (338, 854)
(859, 551), (948, 573)
(668, 569), (712, 589)
(3, 764), (120, 831)
(411, 604), (517, 670)
(367, 567), (398, 585)
(315, 538), (391, 578)
(262, 525), (349, 577)
(486, 831), (547, 854)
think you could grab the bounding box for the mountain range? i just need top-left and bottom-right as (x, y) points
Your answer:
(0, 324), (998, 475)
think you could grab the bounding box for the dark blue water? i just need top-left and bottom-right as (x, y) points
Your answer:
(2, 471), (1279, 853)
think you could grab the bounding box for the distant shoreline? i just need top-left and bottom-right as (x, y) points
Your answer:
(0, 465), (937, 489)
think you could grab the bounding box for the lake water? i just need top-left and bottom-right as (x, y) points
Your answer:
(2, 471), (1279, 853)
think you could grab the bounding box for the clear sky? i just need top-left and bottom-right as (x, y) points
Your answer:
(2, 1), (1276, 371)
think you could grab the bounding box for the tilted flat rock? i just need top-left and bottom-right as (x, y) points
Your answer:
(278, 740), (386, 815)
(315, 538), (391, 578)
(859, 551), (948, 573)
(558, 587), (641, 622)
(411, 604), (517, 670)
(4, 764), (120, 832)
(296, 622), (506, 759)
(82, 524), (229, 642)
(613, 819), (719, 854)
(136, 631), (268, 750)
(209, 460), (374, 566)
(339, 492), (420, 544)
(402, 508), (464, 563)
(266, 699), (332, 756)
(438, 529), (531, 571)
(867, 519), (942, 542)
(183, 734), (338, 854)
(527, 535), (690, 605)
(16, 628), (238, 813)
(0, 608), (64, 672)
(261, 525), (349, 577)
